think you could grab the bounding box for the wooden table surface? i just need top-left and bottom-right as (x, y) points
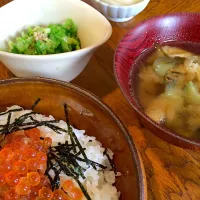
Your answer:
(1, 0), (200, 199)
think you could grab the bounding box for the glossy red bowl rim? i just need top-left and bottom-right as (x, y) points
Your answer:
(0, 76), (147, 200)
(114, 12), (200, 150)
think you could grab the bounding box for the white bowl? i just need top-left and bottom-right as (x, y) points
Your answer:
(90, 0), (150, 22)
(0, 0), (112, 82)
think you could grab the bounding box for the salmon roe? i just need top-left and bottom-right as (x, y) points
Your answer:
(0, 128), (84, 200)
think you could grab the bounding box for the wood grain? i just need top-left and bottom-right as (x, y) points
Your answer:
(1, 0), (200, 199)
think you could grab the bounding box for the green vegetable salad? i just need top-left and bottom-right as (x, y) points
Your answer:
(8, 19), (81, 55)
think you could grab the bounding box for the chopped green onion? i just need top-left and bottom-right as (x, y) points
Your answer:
(6, 19), (81, 55)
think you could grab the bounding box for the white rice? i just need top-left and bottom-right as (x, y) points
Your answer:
(1, 105), (121, 200)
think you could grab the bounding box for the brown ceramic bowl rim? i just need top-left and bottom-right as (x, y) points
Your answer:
(114, 12), (200, 149)
(0, 76), (147, 200)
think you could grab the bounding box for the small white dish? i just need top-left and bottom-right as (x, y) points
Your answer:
(0, 0), (112, 82)
(90, 0), (150, 22)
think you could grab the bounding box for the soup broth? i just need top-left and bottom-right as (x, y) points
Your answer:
(135, 43), (200, 140)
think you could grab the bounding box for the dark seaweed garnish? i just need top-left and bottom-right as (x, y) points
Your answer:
(6, 113), (11, 134)
(64, 103), (76, 153)
(104, 148), (117, 174)
(31, 98), (41, 110)
(0, 101), (116, 200)
(47, 151), (92, 200)
(0, 108), (23, 116)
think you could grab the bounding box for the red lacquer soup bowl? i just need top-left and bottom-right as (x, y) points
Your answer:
(114, 12), (200, 150)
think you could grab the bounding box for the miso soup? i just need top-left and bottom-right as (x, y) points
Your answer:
(135, 43), (200, 140)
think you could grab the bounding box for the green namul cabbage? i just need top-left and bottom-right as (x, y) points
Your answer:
(7, 19), (81, 55)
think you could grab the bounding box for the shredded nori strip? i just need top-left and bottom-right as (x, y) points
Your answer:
(6, 113), (12, 133)
(51, 166), (61, 190)
(63, 108), (91, 168)
(64, 103), (70, 125)
(31, 98), (41, 110)
(104, 148), (117, 174)
(0, 113), (12, 145)
(48, 151), (92, 200)
(19, 119), (59, 127)
(10, 112), (36, 133)
(0, 108), (23, 116)
(70, 154), (106, 169)
(64, 103), (77, 153)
